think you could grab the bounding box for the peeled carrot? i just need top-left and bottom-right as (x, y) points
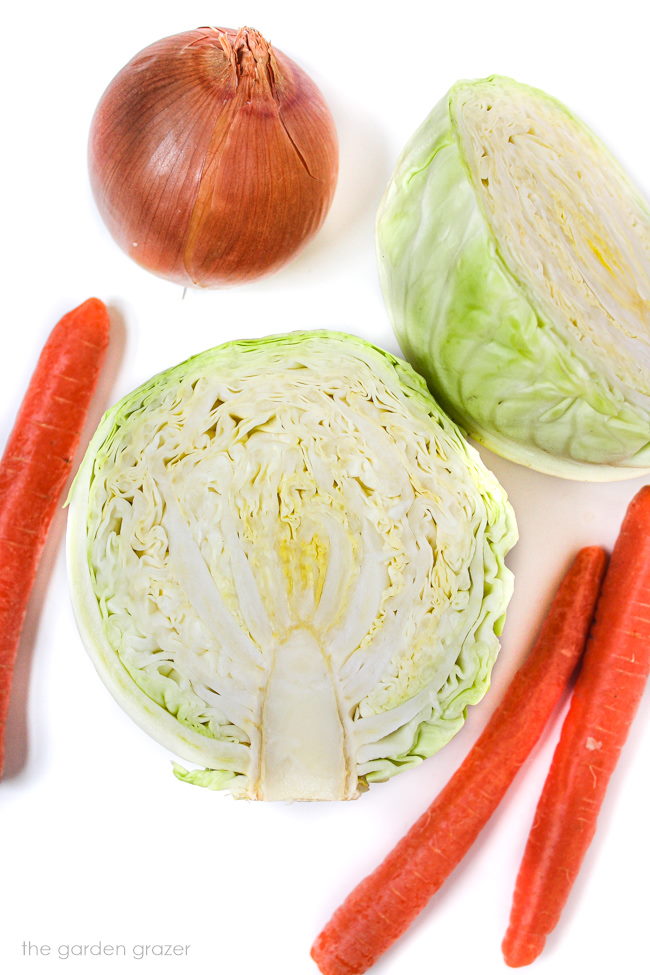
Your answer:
(502, 486), (650, 967)
(0, 298), (109, 775)
(311, 547), (607, 975)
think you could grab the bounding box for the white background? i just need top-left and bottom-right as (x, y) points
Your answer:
(1, 1), (648, 973)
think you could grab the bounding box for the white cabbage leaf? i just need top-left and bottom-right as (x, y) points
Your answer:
(377, 76), (650, 480)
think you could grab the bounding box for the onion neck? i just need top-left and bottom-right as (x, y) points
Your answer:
(213, 26), (280, 96)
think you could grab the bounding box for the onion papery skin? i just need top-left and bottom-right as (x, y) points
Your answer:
(88, 27), (339, 287)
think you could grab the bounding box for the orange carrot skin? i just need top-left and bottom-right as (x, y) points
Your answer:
(502, 487), (650, 968)
(0, 298), (109, 774)
(311, 547), (607, 975)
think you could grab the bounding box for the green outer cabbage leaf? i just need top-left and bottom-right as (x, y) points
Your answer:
(67, 330), (516, 800)
(377, 76), (650, 480)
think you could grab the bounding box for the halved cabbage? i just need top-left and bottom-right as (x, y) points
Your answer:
(67, 331), (516, 800)
(377, 75), (650, 479)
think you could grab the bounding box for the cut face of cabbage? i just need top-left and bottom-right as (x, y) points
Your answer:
(377, 75), (650, 479)
(67, 331), (516, 800)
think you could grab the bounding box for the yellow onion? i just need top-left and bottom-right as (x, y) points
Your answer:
(88, 27), (338, 287)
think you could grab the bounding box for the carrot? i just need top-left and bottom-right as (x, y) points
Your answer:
(502, 486), (650, 968)
(311, 547), (607, 975)
(0, 298), (109, 775)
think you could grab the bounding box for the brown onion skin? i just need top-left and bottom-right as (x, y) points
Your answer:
(88, 27), (338, 287)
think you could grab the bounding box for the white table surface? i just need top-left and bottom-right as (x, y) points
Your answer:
(1, 2), (648, 973)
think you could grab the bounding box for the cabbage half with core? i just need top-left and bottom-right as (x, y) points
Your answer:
(67, 331), (516, 800)
(377, 75), (650, 480)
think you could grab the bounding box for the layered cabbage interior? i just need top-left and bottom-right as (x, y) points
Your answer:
(72, 333), (514, 799)
(451, 78), (650, 398)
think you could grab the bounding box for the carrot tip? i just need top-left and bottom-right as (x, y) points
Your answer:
(311, 935), (357, 975)
(310, 939), (333, 975)
(502, 931), (546, 967)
